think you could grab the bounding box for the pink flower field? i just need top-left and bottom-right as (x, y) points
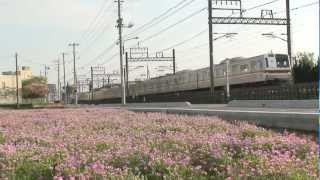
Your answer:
(0, 108), (317, 179)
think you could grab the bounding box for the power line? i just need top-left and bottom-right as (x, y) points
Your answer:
(140, 7), (206, 44)
(79, 0), (112, 43)
(274, 1), (319, 15)
(126, 0), (196, 37)
(244, 0), (280, 12)
(100, 52), (118, 65)
(79, 0), (276, 77)
(79, 18), (114, 56)
(157, 0), (282, 54)
(126, 0), (187, 35)
(155, 0), (281, 58)
(158, 28), (208, 52)
(80, 41), (118, 69)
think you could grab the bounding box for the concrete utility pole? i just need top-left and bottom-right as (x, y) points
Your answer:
(91, 66), (94, 102)
(44, 65), (49, 79)
(66, 82), (69, 104)
(286, 0), (293, 68)
(208, 0), (215, 97)
(125, 52), (129, 95)
(62, 53), (67, 104)
(116, 0), (126, 105)
(57, 59), (60, 101)
(69, 42), (79, 105)
(15, 53), (19, 108)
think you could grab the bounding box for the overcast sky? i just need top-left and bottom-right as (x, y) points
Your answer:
(0, 0), (318, 84)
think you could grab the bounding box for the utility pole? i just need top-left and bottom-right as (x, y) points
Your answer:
(57, 59), (60, 101)
(125, 52), (129, 95)
(286, 0), (292, 68)
(172, 49), (176, 74)
(66, 82), (69, 104)
(116, 0), (126, 105)
(91, 66), (94, 102)
(208, 0), (215, 97)
(15, 53), (19, 108)
(62, 53), (67, 104)
(44, 65), (49, 79)
(69, 42), (79, 105)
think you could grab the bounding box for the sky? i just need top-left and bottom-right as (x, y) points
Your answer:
(0, 0), (318, 86)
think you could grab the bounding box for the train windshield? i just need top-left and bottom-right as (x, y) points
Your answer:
(275, 54), (289, 68)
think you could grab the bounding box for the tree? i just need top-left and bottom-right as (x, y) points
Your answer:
(22, 76), (48, 99)
(292, 52), (317, 84)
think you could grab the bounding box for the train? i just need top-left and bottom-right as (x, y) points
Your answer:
(79, 53), (292, 102)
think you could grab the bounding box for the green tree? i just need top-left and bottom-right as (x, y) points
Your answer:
(22, 76), (48, 99)
(292, 52), (317, 83)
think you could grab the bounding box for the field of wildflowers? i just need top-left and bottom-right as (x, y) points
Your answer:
(0, 108), (317, 179)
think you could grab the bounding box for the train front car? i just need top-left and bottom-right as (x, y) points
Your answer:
(264, 53), (292, 83)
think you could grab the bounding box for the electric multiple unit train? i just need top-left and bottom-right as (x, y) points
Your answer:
(79, 53), (292, 101)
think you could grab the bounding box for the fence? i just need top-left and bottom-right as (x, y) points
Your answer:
(81, 83), (318, 104)
(230, 83), (318, 101)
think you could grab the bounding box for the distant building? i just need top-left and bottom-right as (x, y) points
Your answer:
(0, 66), (33, 90)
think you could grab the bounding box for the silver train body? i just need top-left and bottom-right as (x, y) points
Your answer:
(79, 53), (292, 101)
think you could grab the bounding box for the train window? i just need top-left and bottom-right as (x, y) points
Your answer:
(231, 65), (239, 74)
(216, 68), (223, 77)
(174, 78), (178, 84)
(240, 64), (249, 73)
(189, 74), (194, 81)
(250, 61), (257, 71)
(199, 72), (204, 80)
(276, 54), (289, 68)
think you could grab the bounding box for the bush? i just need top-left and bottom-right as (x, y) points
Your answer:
(22, 76), (48, 99)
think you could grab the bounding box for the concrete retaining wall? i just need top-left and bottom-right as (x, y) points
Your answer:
(126, 102), (192, 108)
(228, 100), (318, 109)
(129, 107), (317, 132)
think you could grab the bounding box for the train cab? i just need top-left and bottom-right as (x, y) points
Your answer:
(264, 53), (291, 81)
(264, 53), (290, 70)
